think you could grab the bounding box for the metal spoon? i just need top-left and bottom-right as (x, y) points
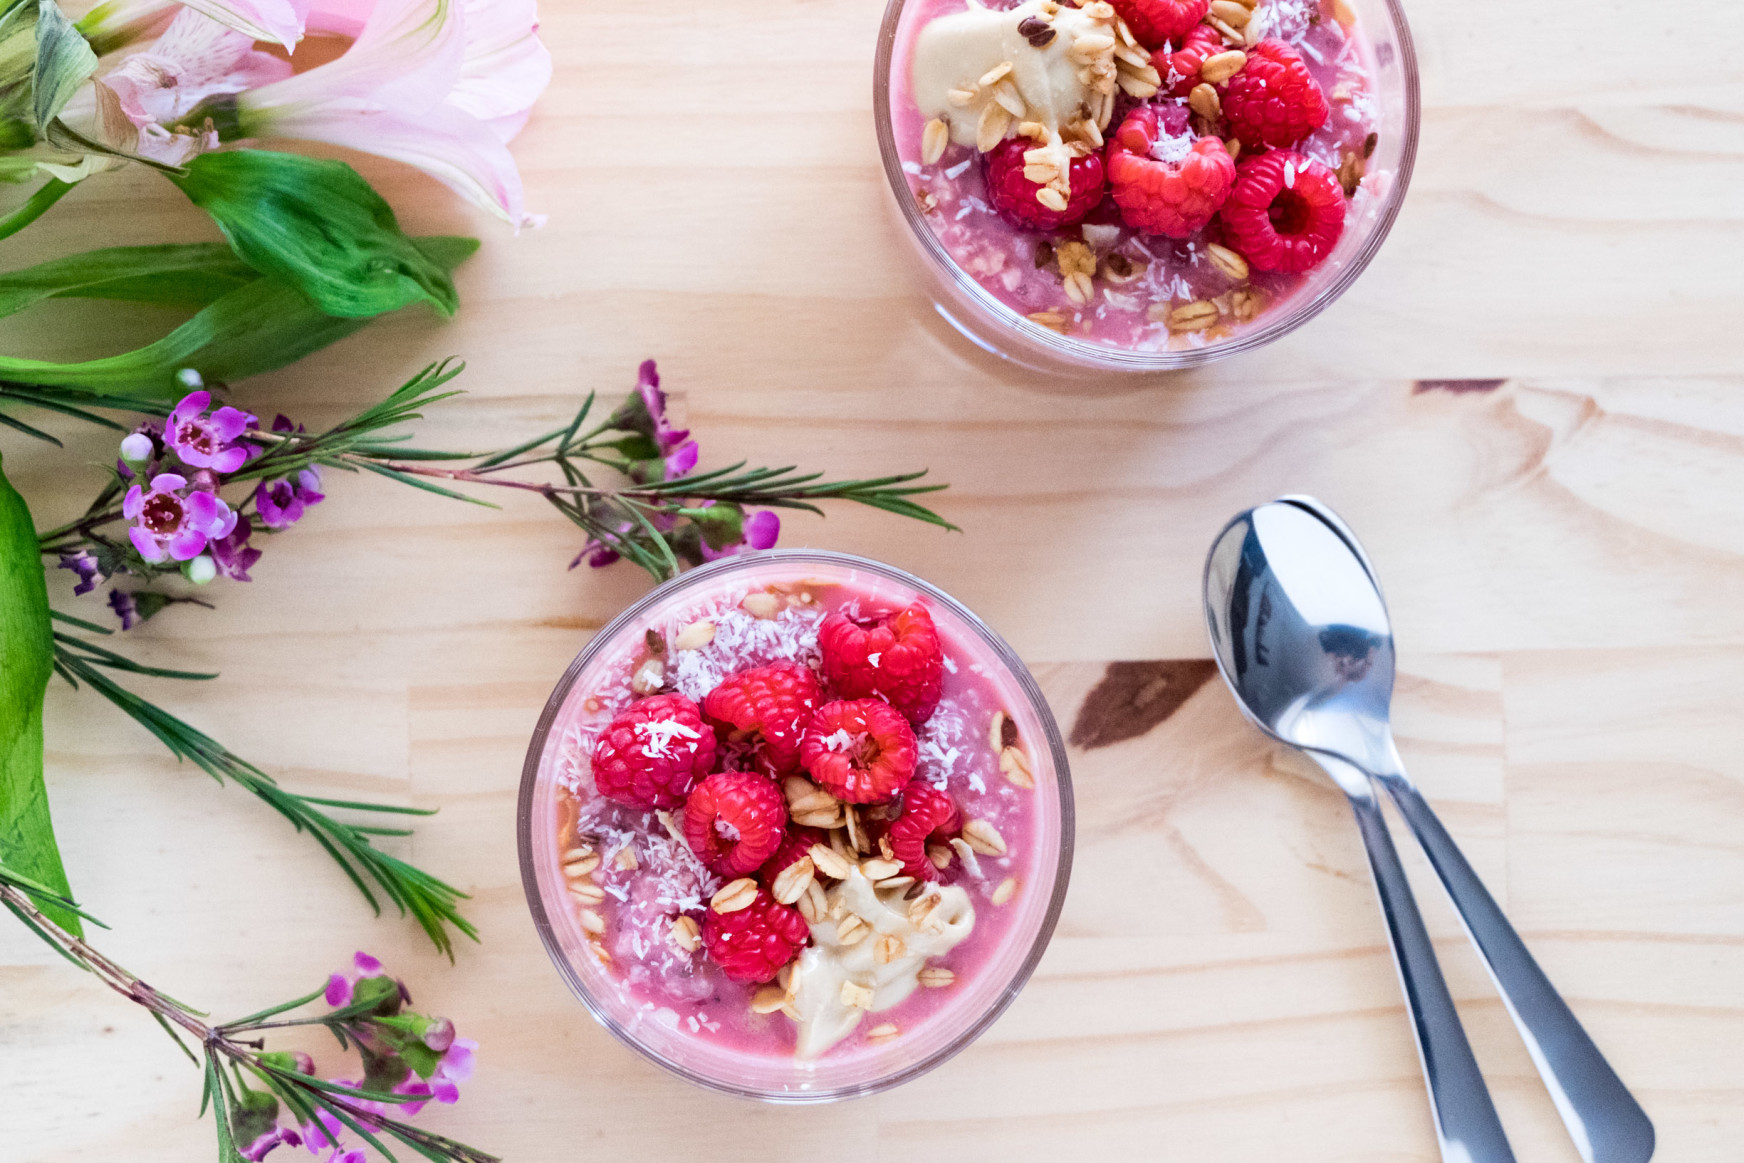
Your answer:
(1203, 496), (1654, 1163)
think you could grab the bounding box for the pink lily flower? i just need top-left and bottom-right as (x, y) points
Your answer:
(79, 0), (310, 52)
(98, 6), (291, 164)
(236, 0), (550, 227)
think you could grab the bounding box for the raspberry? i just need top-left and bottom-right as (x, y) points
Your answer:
(1219, 150), (1345, 273)
(983, 137), (1106, 232)
(682, 771), (789, 876)
(759, 825), (827, 885)
(589, 693), (716, 810)
(702, 888), (811, 983)
(1108, 0), (1208, 50)
(1221, 39), (1329, 150)
(818, 602), (944, 724)
(701, 662), (820, 777)
(886, 783), (962, 881)
(1105, 107), (1236, 238)
(799, 699), (919, 804)
(1165, 24), (1223, 97)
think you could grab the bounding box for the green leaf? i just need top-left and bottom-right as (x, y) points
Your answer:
(0, 176), (72, 240)
(170, 150), (459, 319)
(0, 451), (78, 934)
(0, 242), (256, 318)
(30, 0), (96, 131)
(0, 236), (478, 397)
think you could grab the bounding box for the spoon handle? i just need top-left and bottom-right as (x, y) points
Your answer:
(1378, 773), (1656, 1163)
(1320, 757), (1517, 1162)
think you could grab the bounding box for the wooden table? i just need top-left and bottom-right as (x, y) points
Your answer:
(4, 0), (1742, 1158)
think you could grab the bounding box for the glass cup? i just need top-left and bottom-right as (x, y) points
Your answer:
(874, 0), (1421, 375)
(518, 550), (1075, 1101)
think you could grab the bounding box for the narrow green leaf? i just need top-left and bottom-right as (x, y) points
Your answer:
(0, 178), (73, 242)
(0, 409), (61, 444)
(0, 451), (78, 935)
(0, 236), (478, 397)
(0, 242), (256, 318)
(355, 460), (498, 507)
(170, 150), (459, 319)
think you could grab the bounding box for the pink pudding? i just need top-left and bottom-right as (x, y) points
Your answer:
(519, 552), (1072, 1100)
(886, 0), (1398, 355)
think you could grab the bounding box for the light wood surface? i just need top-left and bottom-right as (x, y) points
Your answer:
(3, 0), (1743, 1158)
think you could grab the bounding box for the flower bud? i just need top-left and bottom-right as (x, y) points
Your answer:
(176, 368), (204, 389)
(422, 1016), (455, 1053)
(119, 433), (154, 465)
(183, 555), (217, 585)
(190, 469), (221, 492)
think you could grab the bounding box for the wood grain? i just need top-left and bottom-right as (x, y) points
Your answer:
(3, 0), (1743, 1157)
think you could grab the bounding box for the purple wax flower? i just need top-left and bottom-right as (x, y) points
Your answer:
(698, 508), (781, 562)
(108, 589), (138, 630)
(300, 1108), (345, 1154)
(637, 360), (690, 456)
(255, 468), (325, 530)
(166, 390), (257, 473)
(429, 1037), (477, 1104)
(58, 550), (101, 596)
(324, 951), (387, 1007)
(123, 473), (236, 563)
(243, 1126), (300, 1161)
(211, 516), (262, 581)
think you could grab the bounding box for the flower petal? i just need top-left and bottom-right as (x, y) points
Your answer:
(176, 0), (310, 51)
(128, 526), (161, 561)
(324, 973), (352, 1007)
(210, 405), (255, 441)
(122, 484), (144, 520)
(263, 100), (529, 225)
(151, 473), (188, 493)
(172, 389), (211, 421)
(166, 530), (209, 560)
(211, 446), (249, 474)
(255, 0), (466, 118)
(744, 509), (781, 550)
(447, 0), (550, 133)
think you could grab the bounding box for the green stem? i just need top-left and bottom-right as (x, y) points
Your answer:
(0, 180), (74, 243)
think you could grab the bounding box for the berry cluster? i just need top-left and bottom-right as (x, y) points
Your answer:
(956, 5), (1353, 307)
(588, 599), (966, 983)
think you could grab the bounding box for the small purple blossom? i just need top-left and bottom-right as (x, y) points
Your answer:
(243, 1126), (301, 1161)
(323, 950), (385, 1008)
(108, 589), (138, 630)
(430, 1037), (477, 1104)
(636, 360), (689, 454)
(256, 468), (325, 530)
(119, 432), (155, 465)
(122, 473), (236, 563)
(166, 390), (256, 473)
(300, 1108), (345, 1155)
(698, 508), (781, 561)
(211, 516), (262, 581)
(58, 550), (101, 595)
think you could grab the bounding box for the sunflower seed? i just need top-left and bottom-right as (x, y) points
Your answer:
(1189, 82), (1221, 120)
(991, 877), (1019, 906)
(978, 61), (1014, 87)
(670, 915), (701, 951)
(1200, 50), (1247, 83)
(673, 620), (716, 651)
